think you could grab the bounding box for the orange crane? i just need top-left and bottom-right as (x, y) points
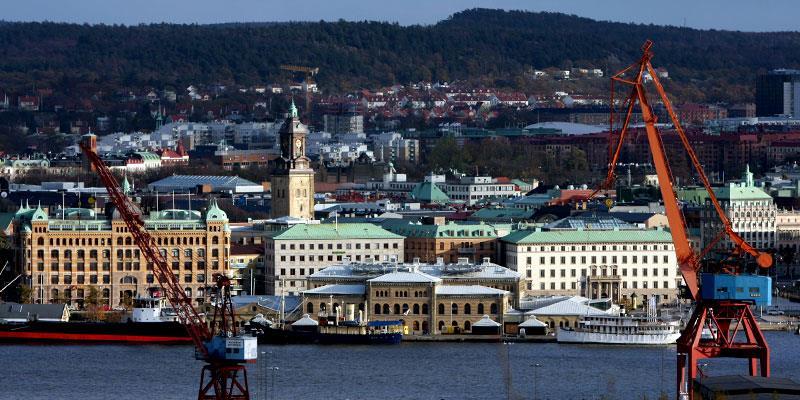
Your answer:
(79, 135), (257, 400)
(595, 40), (773, 399)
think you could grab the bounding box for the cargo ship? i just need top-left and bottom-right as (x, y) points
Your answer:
(0, 297), (191, 344)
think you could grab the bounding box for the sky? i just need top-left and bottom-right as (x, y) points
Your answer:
(5, 0), (799, 32)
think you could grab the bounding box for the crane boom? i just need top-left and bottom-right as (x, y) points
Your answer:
(79, 140), (211, 356)
(600, 40), (773, 400)
(596, 40), (772, 300)
(80, 135), (255, 400)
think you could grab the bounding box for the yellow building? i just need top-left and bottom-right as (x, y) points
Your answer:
(303, 258), (520, 335)
(271, 101), (315, 220)
(14, 199), (232, 308)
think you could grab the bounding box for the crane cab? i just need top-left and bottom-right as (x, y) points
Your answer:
(700, 273), (772, 306)
(202, 335), (258, 363)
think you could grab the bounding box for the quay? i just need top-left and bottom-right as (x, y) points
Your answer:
(404, 334), (555, 343)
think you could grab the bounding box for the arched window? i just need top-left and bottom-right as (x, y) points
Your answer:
(117, 237), (123, 245)
(307, 303), (314, 313)
(413, 304), (420, 314)
(402, 304), (409, 314)
(320, 303), (327, 312)
(464, 304), (472, 315)
(212, 236), (219, 245)
(451, 303), (458, 315)
(478, 303), (485, 314)
(65, 250), (72, 259)
(383, 304), (390, 314)
(438, 320), (445, 332)
(393, 304), (401, 314)
(452, 321), (458, 327)
(464, 321), (471, 331)
(438, 303), (445, 314)
(51, 250), (58, 259)
(490, 303), (498, 314)
(37, 237), (44, 246)
(413, 321), (420, 331)
(422, 304), (429, 314)
(374, 304), (381, 315)
(102, 289), (110, 298)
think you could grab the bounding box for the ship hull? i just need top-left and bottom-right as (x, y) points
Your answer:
(0, 321), (191, 344)
(557, 328), (680, 345)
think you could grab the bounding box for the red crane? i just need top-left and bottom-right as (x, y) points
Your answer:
(79, 135), (256, 400)
(595, 40), (773, 399)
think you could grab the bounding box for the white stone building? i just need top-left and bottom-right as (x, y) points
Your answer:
(502, 225), (681, 305)
(264, 223), (404, 296)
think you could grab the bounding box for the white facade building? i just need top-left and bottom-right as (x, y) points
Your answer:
(503, 226), (681, 305)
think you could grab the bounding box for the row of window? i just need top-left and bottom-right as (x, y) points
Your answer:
(33, 235), (225, 247)
(277, 254), (398, 264)
(519, 244), (671, 252)
(527, 267), (674, 279)
(527, 280), (673, 291)
(278, 242), (399, 251)
(374, 290), (429, 298)
(33, 259), (222, 272)
(528, 254), (670, 266)
(29, 247), (221, 261)
(41, 273), (212, 285)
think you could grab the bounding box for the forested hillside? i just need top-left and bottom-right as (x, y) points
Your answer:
(1, 8), (799, 101)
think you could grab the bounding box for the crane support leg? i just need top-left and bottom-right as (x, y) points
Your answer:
(676, 301), (769, 400)
(198, 364), (250, 400)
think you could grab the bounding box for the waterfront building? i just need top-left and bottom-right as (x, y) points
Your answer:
(381, 217), (511, 264)
(302, 257), (519, 335)
(679, 166), (777, 252)
(502, 218), (681, 305)
(520, 295), (617, 330)
(14, 199), (233, 307)
(271, 102), (315, 220)
(264, 223), (405, 296)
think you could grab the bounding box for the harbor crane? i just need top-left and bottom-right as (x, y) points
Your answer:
(593, 40), (773, 400)
(79, 135), (257, 400)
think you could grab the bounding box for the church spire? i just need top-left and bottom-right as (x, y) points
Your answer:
(289, 99), (298, 119)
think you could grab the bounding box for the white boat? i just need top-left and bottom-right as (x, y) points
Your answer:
(557, 298), (681, 345)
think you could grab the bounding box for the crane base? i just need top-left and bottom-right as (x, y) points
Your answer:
(198, 363), (250, 400)
(676, 301), (769, 400)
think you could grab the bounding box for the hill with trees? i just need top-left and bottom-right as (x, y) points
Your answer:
(1, 9), (799, 102)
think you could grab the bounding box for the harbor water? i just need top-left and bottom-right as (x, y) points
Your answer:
(1, 331), (799, 399)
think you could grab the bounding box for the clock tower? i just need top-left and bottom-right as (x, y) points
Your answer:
(271, 101), (315, 220)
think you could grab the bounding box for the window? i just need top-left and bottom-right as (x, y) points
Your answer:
(477, 304), (484, 314)
(438, 303), (445, 314)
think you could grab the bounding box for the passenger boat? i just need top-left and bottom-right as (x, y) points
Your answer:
(557, 299), (681, 345)
(0, 297), (191, 344)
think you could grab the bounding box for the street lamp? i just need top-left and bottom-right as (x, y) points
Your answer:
(531, 363), (542, 400)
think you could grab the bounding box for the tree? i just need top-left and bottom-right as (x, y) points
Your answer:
(17, 283), (33, 303)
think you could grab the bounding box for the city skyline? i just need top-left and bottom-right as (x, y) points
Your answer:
(4, 0), (800, 32)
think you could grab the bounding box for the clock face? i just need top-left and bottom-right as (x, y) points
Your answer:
(295, 139), (302, 148)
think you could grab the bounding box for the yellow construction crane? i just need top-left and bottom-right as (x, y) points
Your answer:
(279, 65), (319, 123)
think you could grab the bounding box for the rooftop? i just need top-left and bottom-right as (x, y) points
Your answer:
(502, 227), (672, 244)
(303, 284), (366, 296)
(271, 223), (403, 241)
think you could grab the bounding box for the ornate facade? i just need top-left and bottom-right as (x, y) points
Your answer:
(15, 199), (232, 307)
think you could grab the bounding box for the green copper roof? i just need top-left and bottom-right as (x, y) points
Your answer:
(30, 204), (48, 222)
(289, 100), (298, 118)
(502, 228), (673, 244)
(205, 198), (228, 222)
(133, 151), (161, 161)
(410, 181), (449, 203)
(272, 223), (403, 241)
(382, 220), (505, 239)
(678, 184), (772, 203)
(471, 207), (534, 220)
